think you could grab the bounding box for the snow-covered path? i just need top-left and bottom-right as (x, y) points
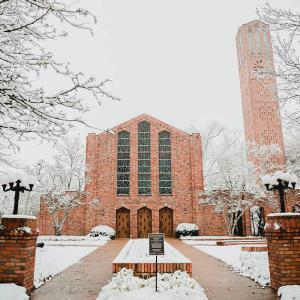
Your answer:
(31, 239), (128, 300)
(167, 239), (276, 300)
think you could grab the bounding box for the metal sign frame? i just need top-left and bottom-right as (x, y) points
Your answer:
(149, 233), (165, 255)
(148, 233), (165, 292)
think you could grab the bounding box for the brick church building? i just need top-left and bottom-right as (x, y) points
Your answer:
(37, 20), (299, 237)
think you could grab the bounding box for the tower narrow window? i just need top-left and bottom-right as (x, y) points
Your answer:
(117, 131), (130, 195)
(159, 131), (172, 195)
(256, 27), (262, 55)
(138, 121), (151, 195)
(248, 28), (255, 55)
(263, 30), (270, 59)
(239, 34), (243, 63)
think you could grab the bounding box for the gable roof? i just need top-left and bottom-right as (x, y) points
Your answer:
(108, 113), (195, 137)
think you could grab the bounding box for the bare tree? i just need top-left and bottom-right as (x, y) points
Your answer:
(285, 125), (300, 179)
(27, 137), (97, 235)
(257, 3), (300, 127)
(0, 0), (118, 157)
(200, 134), (278, 236)
(201, 123), (240, 190)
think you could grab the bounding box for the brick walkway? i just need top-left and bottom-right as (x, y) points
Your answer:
(31, 238), (277, 300)
(30, 239), (128, 300)
(167, 239), (277, 300)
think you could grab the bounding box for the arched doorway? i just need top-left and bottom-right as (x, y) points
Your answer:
(137, 207), (152, 238)
(116, 207), (130, 238)
(159, 207), (173, 237)
(250, 206), (265, 236)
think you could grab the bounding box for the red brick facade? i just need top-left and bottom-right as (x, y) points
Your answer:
(265, 213), (300, 289)
(83, 114), (204, 238)
(236, 20), (286, 165)
(37, 114), (299, 237)
(0, 216), (39, 291)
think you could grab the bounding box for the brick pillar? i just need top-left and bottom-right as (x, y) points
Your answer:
(264, 213), (300, 290)
(0, 215), (39, 291)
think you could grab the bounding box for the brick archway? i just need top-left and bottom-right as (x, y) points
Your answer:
(137, 207), (152, 238)
(116, 207), (130, 238)
(159, 207), (173, 237)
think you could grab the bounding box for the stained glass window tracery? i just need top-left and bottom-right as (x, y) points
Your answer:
(138, 121), (151, 195)
(159, 131), (172, 195)
(117, 131), (130, 195)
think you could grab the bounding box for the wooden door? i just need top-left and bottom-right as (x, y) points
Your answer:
(116, 207), (130, 238)
(137, 207), (152, 238)
(159, 207), (173, 237)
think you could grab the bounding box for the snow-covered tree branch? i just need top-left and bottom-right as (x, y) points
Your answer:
(26, 137), (98, 235)
(0, 0), (118, 155)
(200, 133), (279, 235)
(257, 3), (300, 127)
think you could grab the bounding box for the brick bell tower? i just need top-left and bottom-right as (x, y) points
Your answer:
(236, 20), (286, 166)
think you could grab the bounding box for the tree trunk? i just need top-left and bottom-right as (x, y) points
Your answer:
(54, 227), (62, 236)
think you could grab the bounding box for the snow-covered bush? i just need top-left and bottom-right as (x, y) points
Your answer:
(176, 223), (199, 238)
(89, 225), (116, 239)
(97, 268), (207, 300)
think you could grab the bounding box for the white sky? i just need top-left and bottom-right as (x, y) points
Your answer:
(11, 0), (300, 167)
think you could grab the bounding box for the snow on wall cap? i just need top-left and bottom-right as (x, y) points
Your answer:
(268, 213), (300, 217)
(1, 215), (36, 220)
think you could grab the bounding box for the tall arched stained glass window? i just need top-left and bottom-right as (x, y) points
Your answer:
(117, 131), (130, 195)
(138, 121), (151, 195)
(159, 131), (172, 195)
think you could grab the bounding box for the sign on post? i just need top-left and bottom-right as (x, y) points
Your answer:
(149, 233), (165, 255)
(149, 233), (165, 292)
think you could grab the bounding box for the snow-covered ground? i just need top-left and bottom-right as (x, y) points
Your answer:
(189, 243), (270, 286)
(180, 235), (258, 240)
(278, 285), (300, 300)
(97, 268), (207, 300)
(113, 239), (190, 263)
(34, 235), (110, 288)
(38, 235), (110, 246)
(0, 284), (29, 300)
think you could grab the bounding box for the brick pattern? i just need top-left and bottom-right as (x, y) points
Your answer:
(265, 213), (300, 290)
(83, 114), (204, 238)
(236, 20), (286, 166)
(241, 246), (266, 252)
(0, 217), (39, 291)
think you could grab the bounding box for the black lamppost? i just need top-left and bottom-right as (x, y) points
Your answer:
(262, 172), (297, 213)
(2, 179), (34, 215)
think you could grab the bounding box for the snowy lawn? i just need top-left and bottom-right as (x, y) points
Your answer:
(34, 235), (110, 288)
(113, 239), (190, 263)
(191, 244), (270, 286)
(0, 284), (29, 300)
(38, 235), (110, 246)
(278, 285), (300, 300)
(97, 268), (207, 300)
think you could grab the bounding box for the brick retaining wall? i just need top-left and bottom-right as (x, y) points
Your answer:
(264, 213), (300, 290)
(0, 216), (39, 291)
